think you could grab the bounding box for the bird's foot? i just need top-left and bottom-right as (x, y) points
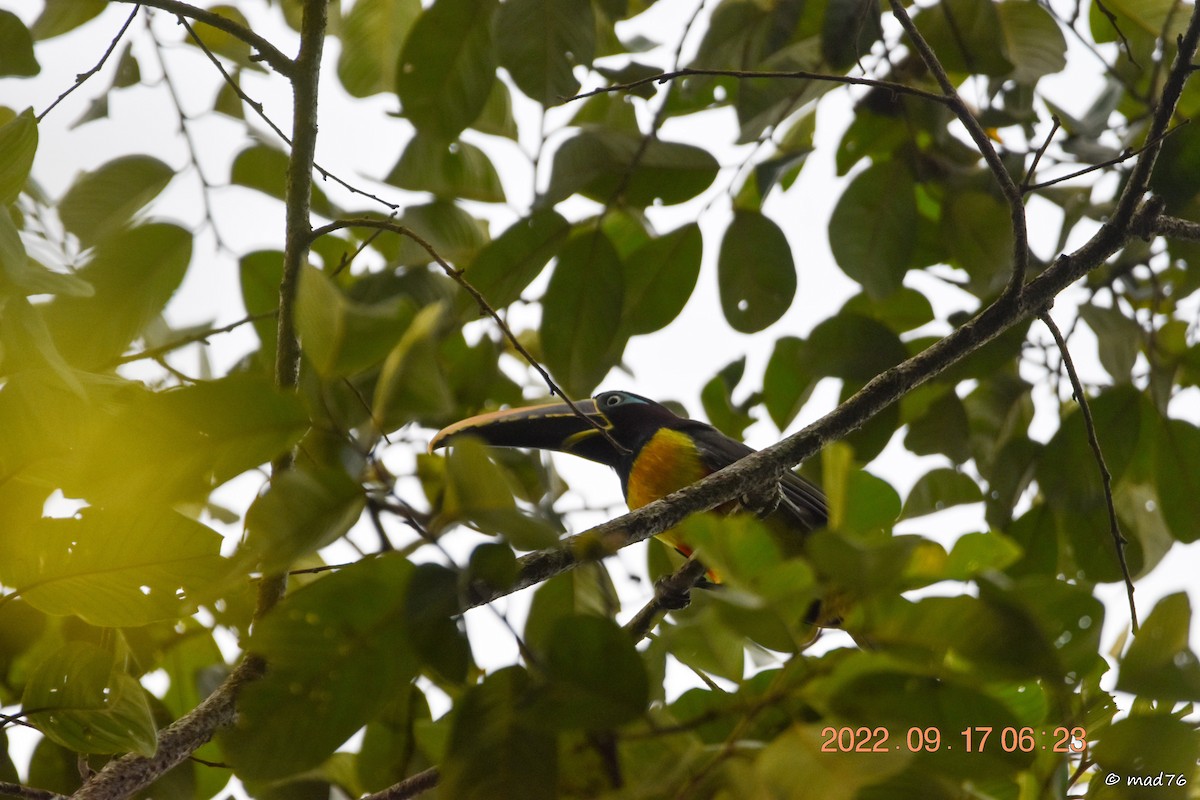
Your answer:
(737, 481), (783, 518)
(653, 574), (694, 610)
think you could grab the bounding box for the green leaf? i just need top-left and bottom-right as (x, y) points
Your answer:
(1037, 385), (1147, 513)
(396, 0), (498, 138)
(763, 336), (815, 429)
(829, 160), (917, 297)
(996, 0), (1067, 83)
(437, 437), (560, 549)
(904, 387), (971, 463)
(541, 228), (625, 397)
(0, 506), (229, 627)
(941, 531), (1022, 578)
(0, 11), (38, 77)
(913, 0), (1014, 76)
(220, 555), (420, 780)
(59, 155), (174, 247)
(822, 0), (882, 70)
(1090, 714), (1200, 786)
(1117, 593), (1200, 701)
(30, 0), (105, 39)
(717, 210), (797, 333)
(41, 223), (191, 368)
(842, 287), (934, 333)
(1079, 303), (1141, 383)
(1089, 0), (1179, 42)
(0, 208), (91, 297)
(441, 667), (557, 800)
(757, 724), (911, 800)
(658, 606), (745, 682)
(820, 657), (1031, 779)
(68, 373), (310, 507)
(0, 108), (36, 205)
(386, 133), (505, 202)
(463, 209), (569, 309)
(394, 200), (489, 267)
(523, 616), (648, 729)
(544, 129), (719, 207)
(185, 4), (257, 69)
(296, 264), (418, 376)
(239, 250), (283, 361)
(404, 563), (473, 684)
(23, 642), (157, 756)
(473, 78), (519, 139)
(900, 468), (983, 520)
(337, 0), (421, 97)
(807, 312), (908, 382)
(619, 223), (702, 336)
(373, 303), (456, 429)
(941, 191), (1015, 296)
(1155, 417), (1200, 543)
(231, 144), (334, 218)
(495, 0), (596, 104)
(244, 465), (366, 572)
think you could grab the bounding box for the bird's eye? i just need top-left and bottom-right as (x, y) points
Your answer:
(605, 394), (622, 407)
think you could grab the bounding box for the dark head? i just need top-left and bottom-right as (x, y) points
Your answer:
(429, 390), (689, 466)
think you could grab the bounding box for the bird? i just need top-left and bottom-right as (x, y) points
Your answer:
(429, 391), (834, 633)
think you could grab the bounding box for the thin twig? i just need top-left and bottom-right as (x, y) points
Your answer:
(568, 66), (950, 106)
(361, 766), (441, 800)
(37, 5), (140, 121)
(1040, 312), (1138, 632)
(887, 0), (1030, 299)
(114, 312), (274, 366)
(308, 218), (630, 456)
(173, 14), (401, 212)
(1021, 116), (1062, 191)
(110, 0), (294, 77)
(145, 14), (226, 248)
(624, 558), (709, 642)
(1024, 120), (1190, 194)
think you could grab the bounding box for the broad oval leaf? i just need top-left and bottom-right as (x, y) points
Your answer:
(996, 0), (1067, 83)
(620, 222), (702, 336)
(717, 210), (796, 333)
(231, 144), (334, 218)
(900, 468), (984, 520)
(396, 0), (498, 138)
(0, 11), (38, 77)
(0, 108), (36, 205)
(441, 667), (557, 800)
(0, 506), (230, 627)
(42, 223), (191, 368)
(914, 0), (1014, 76)
(337, 0), (421, 97)
(23, 642), (157, 756)
(541, 228), (625, 397)
(495, 0), (596, 105)
(544, 129), (719, 207)
(31, 0), (105, 40)
(523, 615), (649, 729)
(829, 160), (917, 298)
(296, 264), (418, 377)
(386, 132), (505, 202)
(1116, 593), (1200, 701)
(462, 209), (570, 309)
(244, 465), (366, 573)
(220, 555), (420, 780)
(59, 155), (174, 247)
(941, 190), (1014, 297)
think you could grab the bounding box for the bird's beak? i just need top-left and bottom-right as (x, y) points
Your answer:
(429, 398), (618, 465)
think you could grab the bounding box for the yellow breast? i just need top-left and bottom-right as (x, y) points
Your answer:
(626, 428), (708, 510)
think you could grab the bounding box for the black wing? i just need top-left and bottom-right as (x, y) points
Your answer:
(683, 421), (828, 534)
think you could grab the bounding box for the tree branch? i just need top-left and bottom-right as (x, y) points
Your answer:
(37, 5), (139, 122)
(69, 656), (265, 800)
(0, 782), (67, 800)
(109, 0), (294, 77)
(462, 197), (1171, 614)
(361, 766), (440, 800)
(1040, 312), (1138, 632)
(624, 558), (709, 642)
